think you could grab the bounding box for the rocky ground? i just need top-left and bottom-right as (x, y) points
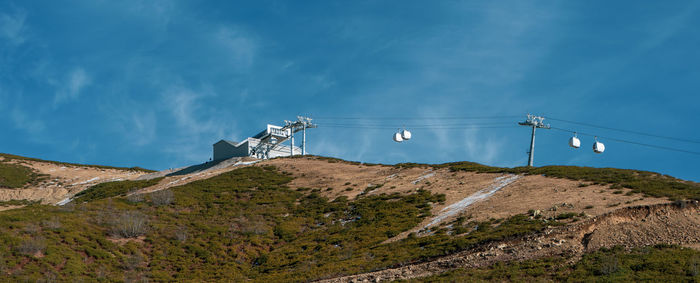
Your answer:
(317, 201), (700, 282)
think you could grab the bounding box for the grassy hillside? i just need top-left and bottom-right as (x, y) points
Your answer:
(0, 160), (697, 281)
(307, 155), (699, 200)
(408, 245), (700, 282)
(74, 178), (165, 202)
(0, 165), (562, 281)
(393, 160), (700, 201)
(0, 163), (42, 189)
(0, 153), (154, 173)
(0, 152), (153, 189)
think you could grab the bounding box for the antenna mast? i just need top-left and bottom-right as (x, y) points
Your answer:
(518, 114), (550, 167)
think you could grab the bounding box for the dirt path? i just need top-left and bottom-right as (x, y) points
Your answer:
(0, 205), (25, 212)
(316, 201), (700, 282)
(423, 174), (521, 229)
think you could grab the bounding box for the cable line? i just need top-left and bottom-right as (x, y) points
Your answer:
(545, 116), (700, 144)
(313, 113), (700, 157)
(551, 127), (700, 156)
(319, 125), (517, 130)
(313, 115), (521, 120)
(319, 122), (514, 127)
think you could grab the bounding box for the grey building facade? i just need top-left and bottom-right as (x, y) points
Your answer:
(213, 124), (302, 160)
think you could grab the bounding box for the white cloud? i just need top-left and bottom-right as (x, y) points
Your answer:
(100, 94), (159, 148)
(159, 86), (240, 164)
(0, 10), (27, 45)
(165, 88), (218, 135)
(11, 108), (45, 135)
(128, 111), (157, 146)
(54, 67), (91, 105)
(462, 128), (504, 165)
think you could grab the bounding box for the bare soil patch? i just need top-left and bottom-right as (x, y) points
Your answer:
(261, 157), (669, 242)
(0, 205), (25, 211)
(317, 201), (700, 282)
(0, 160), (146, 205)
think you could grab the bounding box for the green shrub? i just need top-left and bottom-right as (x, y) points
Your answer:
(150, 190), (174, 206)
(555, 212), (578, 220)
(0, 163), (38, 188)
(8, 163), (693, 282)
(408, 245), (700, 282)
(0, 199), (40, 206)
(109, 210), (148, 238)
(75, 178), (163, 202)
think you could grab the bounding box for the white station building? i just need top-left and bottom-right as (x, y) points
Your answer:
(213, 124), (302, 161)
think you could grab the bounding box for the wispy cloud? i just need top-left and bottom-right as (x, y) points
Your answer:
(100, 94), (158, 147)
(462, 128), (504, 165)
(127, 112), (157, 146)
(159, 86), (240, 164)
(214, 27), (256, 69)
(165, 87), (219, 135)
(311, 129), (377, 163)
(11, 108), (45, 135)
(0, 9), (27, 45)
(54, 67), (91, 105)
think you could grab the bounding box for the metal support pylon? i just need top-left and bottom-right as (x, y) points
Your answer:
(284, 116), (317, 156)
(518, 114), (550, 167)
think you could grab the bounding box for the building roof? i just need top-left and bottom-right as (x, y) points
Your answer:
(214, 139), (246, 147)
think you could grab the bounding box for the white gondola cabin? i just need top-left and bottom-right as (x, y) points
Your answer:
(393, 132), (404, 142)
(593, 139), (605, 153)
(569, 135), (581, 148)
(401, 129), (412, 140)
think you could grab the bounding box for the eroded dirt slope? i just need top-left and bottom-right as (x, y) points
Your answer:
(262, 157), (669, 240)
(318, 201), (700, 283)
(0, 159), (147, 204)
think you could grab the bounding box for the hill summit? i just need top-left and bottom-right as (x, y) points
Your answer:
(0, 154), (698, 281)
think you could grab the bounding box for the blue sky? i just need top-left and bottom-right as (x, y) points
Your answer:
(1, 1), (699, 181)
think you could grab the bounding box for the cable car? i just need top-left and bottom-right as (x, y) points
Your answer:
(568, 133), (581, 148)
(393, 132), (404, 142)
(401, 129), (412, 140)
(593, 137), (605, 153)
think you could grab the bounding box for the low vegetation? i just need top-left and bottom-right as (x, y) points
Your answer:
(0, 166), (439, 281)
(0, 157), (697, 281)
(74, 177), (164, 202)
(0, 200), (40, 207)
(0, 153), (154, 172)
(409, 245), (700, 282)
(0, 163), (42, 189)
(0, 165), (562, 281)
(392, 160), (700, 201)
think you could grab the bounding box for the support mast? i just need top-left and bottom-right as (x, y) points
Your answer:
(518, 114), (550, 167)
(284, 116), (317, 157)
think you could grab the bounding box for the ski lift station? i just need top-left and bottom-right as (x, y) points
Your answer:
(213, 117), (317, 161)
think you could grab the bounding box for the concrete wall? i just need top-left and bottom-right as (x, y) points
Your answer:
(213, 140), (249, 161)
(214, 138), (302, 160)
